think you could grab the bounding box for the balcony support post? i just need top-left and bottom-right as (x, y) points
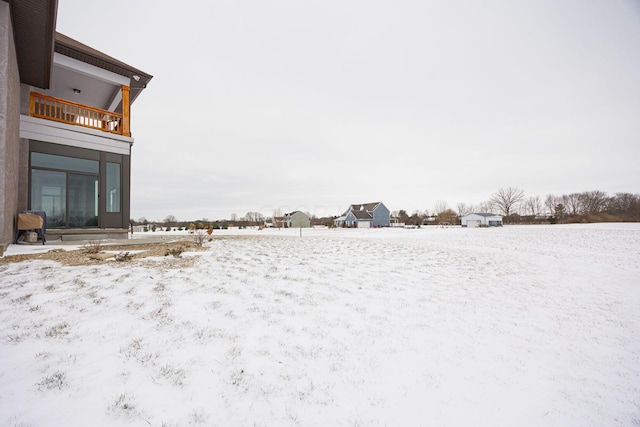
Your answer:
(121, 85), (131, 137)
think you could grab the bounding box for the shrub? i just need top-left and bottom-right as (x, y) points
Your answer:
(192, 226), (213, 247)
(82, 240), (103, 254)
(166, 226), (172, 232)
(193, 229), (207, 247)
(165, 246), (184, 258)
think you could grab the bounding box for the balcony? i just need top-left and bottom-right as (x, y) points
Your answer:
(29, 89), (130, 137)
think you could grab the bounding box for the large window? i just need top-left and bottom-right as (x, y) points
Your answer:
(30, 152), (99, 228)
(31, 152), (98, 174)
(106, 162), (121, 213)
(31, 170), (66, 228)
(68, 174), (98, 227)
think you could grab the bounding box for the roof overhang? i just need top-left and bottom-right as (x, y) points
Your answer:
(55, 32), (153, 105)
(8, 0), (58, 89)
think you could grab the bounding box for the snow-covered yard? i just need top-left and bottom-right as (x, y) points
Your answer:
(1, 224), (639, 426)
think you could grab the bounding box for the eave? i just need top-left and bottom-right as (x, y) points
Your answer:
(8, 0), (58, 89)
(54, 32), (153, 105)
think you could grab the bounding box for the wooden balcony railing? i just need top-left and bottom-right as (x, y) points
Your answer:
(29, 91), (130, 136)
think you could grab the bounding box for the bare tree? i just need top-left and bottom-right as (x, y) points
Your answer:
(245, 212), (265, 223)
(230, 213), (238, 222)
(544, 194), (559, 216)
(437, 209), (458, 224)
(434, 200), (449, 215)
(610, 193), (639, 215)
(565, 193), (582, 216)
(409, 210), (423, 225)
(476, 199), (496, 214)
(163, 214), (177, 226)
(397, 210), (409, 223)
(579, 190), (608, 214)
(456, 202), (472, 217)
(244, 212), (264, 223)
(524, 195), (542, 217)
(490, 187), (524, 218)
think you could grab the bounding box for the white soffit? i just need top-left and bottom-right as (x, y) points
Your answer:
(54, 52), (130, 87)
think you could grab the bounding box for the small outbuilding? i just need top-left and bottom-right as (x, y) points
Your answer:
(461, 213), (503, 228)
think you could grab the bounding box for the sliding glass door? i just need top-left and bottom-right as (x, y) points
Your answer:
(30, 170), (98, 228)
(68, 174), (98, 227)
(30, 169), (66, 228)
(30, 152), (100, 228)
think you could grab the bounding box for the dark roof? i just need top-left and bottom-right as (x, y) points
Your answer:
(55, 32), (153, 105)
(351, 210), (373, 220)
(8, 0), (58, 89)
(342, 202), (382, 217)
(350, 202), (381, 212)
(469, 213), (501, 217)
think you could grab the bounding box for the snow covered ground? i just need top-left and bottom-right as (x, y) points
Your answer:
(1, 224), (639, 426)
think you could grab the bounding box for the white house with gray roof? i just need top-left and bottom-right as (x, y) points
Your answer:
(334, 202), (390, 228)
(461, 213), (503, 227)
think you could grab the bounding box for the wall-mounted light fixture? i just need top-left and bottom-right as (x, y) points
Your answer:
(132, 75), (140, 82)
(73, 88), (81, 94)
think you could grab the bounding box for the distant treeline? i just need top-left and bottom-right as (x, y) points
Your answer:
(131, 190), (640, 227)
(396, 189), (640, 225)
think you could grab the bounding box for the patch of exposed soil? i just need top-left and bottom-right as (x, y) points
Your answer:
(0, 240), (205, 266)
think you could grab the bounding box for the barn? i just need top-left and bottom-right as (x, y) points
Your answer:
(461, 213), (503, 228)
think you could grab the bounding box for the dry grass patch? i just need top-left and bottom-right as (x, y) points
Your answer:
(0, 240), (203, 266)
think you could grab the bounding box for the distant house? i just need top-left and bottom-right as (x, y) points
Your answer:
(285, 211), (310, 228)
(265, 217), (285, 228)
(334, 202), (390, 228)
(461, 213), (503, 228)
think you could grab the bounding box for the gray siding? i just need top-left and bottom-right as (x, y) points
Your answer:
(344, 212), (357, 226)
(372, 203), (390, 227)
(290, 212), (310, 228)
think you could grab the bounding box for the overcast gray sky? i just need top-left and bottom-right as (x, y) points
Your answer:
(56, 0), (640, 221)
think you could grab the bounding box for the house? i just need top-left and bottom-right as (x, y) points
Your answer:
(461, 213), (503, 228)
(0, 0), (152, 252)
(265, 216), (286, 228)
(334, 202), (390, 228)
(285, 211), (310, 228)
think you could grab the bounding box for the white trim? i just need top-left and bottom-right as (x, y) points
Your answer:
(106, 90), (123, 112)
(54, 53), (130, 87)
(20, 115), (133, 155)
(357, 219), (372, 228)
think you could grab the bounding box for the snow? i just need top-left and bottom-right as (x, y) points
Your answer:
(1, 224), (639, 426)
